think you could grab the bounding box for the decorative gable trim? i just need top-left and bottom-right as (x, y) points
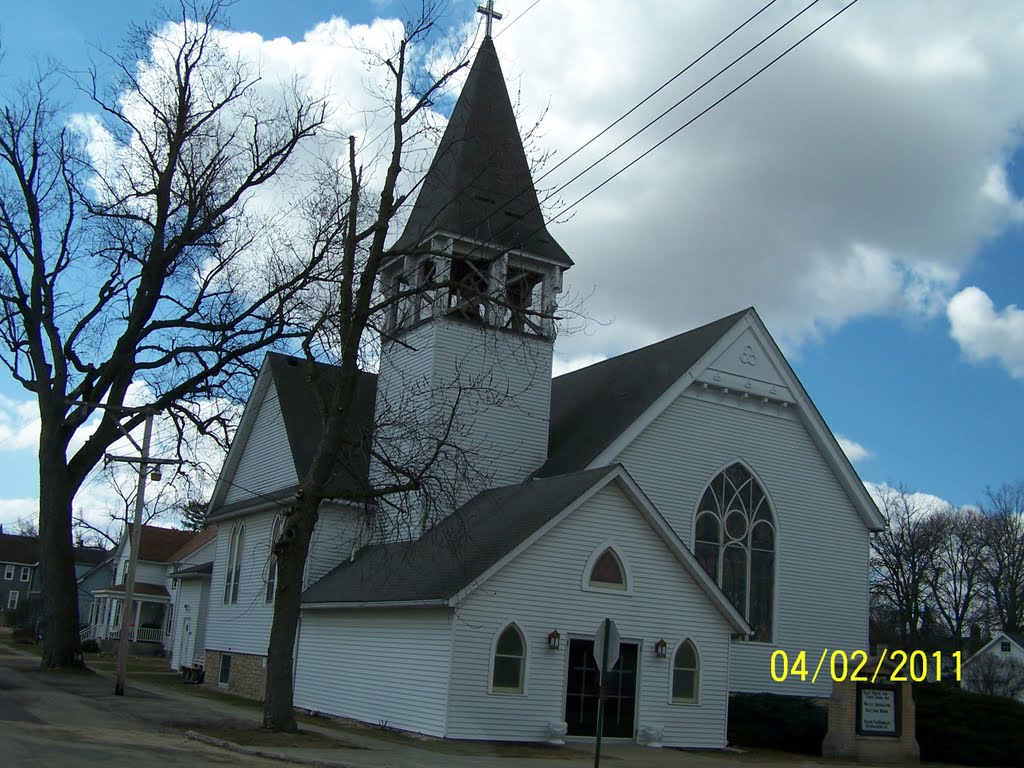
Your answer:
(587, 310), (886, 532)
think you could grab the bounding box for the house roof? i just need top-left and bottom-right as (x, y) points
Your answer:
(126, 525), (195, 563)
(166, 525), (218, 564)
(169, 561), (213, 579)
(965, 631), (1024, 664)
(538, 309), (750, 477)
(208, 354), (378, 520)
(301, 464), (750, 634)
(392, 37), (571, 268)
(73, 546), (110, 566)
(0, 533), (39, 565)
(302, 467), (613, 605)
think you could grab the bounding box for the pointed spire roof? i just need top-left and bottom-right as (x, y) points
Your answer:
(394, 37), (572, 267)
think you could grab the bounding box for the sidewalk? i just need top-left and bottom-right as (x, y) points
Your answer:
(0, 637), (864, 768)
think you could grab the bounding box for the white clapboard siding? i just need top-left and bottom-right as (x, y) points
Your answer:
(429, 319), (552, 493)
(204, 511), (278, 657)
(446, 484), (733, 748)
(374, 319), (552, 522)
(205, 507), (365, 657)
(223, 383), (297, 505)
(304, 505), (366, 588)
(616, 390), (870, 697)
(293, 609), (454, 736)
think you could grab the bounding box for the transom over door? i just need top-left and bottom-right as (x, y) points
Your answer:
(564, 638), (638, 738)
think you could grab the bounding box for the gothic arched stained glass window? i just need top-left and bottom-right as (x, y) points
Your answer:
(694, 463), (775, 641)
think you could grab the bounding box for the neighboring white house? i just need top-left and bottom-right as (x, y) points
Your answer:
(198, 29), (885, 749)
(962, 632), (1024, 701)
(84, 524), (211, 654)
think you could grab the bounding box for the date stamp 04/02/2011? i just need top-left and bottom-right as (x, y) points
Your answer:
(770, 649), (963, 685)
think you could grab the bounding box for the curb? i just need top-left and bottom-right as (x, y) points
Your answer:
(184, 730), (360, 768)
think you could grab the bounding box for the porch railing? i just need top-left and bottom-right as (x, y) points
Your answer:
(98, 625), (163, 644)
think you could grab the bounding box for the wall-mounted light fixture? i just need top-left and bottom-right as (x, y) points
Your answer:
(547, 630), (561, 650)
(654, 639), (668, 659)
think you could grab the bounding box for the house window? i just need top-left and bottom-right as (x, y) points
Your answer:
(492, 625), (526, 693)
(121, 560), (129, 584)
(223, 523), (245, 604)
(266, 516), (284, 603)
(671, 640), (699, 703)
(165, 604), (174, 636)
(219, 654), (232, 686)
(20, 566), (30, 582)
(3, 564), (13, 580)
(112, 600), (122, 628)
(588, 548), (626, 590)
(1001, 641), (1012, 653)
(7, 590), (18, 609)
(695, 463), (775, 642)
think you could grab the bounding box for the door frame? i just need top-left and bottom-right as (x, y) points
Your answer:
(561, 632), (644, 741)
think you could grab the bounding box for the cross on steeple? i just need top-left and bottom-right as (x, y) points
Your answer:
(477, 1), (503, 39)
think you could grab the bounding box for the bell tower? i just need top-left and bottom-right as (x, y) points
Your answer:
(373, 19), (572, 534)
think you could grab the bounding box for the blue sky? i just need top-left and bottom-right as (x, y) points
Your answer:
(0, 1), (1022, 529)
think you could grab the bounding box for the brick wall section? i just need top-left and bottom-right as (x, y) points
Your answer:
(204, 650), (266, 700)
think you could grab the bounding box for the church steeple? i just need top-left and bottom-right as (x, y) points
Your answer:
(385, 25), (571, 341)
(393, 36), (571, 269)
(373, 28), (566, 525)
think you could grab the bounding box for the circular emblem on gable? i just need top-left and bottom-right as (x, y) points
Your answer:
(739, 346), (757, 366)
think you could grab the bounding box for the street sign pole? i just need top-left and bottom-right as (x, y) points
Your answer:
(594, 617), (609, 768)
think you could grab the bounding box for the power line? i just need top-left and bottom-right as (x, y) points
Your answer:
(552, 0), (862, 224)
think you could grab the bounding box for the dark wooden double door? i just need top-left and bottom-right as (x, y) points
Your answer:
(565, 638), (638, 738)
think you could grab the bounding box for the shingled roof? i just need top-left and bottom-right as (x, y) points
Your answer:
(539, 309), (749, 476)
(267, 354), (377, 499)
(302, 467), (613, 605)
(0, 533), (39, 565)
(126, 525), (195, 563)
(392, 37), (571, 268)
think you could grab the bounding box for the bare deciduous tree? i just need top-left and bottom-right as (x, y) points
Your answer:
(964, 652), (1024, 700)
(870, 485), (945, 645)
(0, 1), (330, 668)
(981, 482), (1024, 634)
(927, 505), (987, 651)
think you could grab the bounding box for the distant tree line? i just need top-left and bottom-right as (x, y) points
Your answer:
(870, 480), (1024, 652)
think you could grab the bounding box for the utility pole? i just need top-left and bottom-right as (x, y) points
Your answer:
(113, 410), (153, 696)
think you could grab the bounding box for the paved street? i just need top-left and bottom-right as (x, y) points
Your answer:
(0, 641), (973, 768)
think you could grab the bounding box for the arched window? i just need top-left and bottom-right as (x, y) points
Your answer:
(223, 522), (245, 604)
(492, 624), (526, 693)
(266, 516), (284, 603)
(694, 463), (775, 641)
(588, 548), (626, 590)
(671, 640), (699, 703)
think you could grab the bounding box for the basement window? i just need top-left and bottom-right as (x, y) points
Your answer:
(219, 654), (232, 686)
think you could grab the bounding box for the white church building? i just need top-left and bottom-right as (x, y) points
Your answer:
(199, 24), (885, 749)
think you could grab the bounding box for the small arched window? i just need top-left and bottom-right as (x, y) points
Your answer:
(672, 640), (699, 703)
(224, 522), (245, 604)
(492, 625), (526, 693)
(695, 463), (775, 641)
(266, 516), (284, 603)
(589, 548), (626, 590)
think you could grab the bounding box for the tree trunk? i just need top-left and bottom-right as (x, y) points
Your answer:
(262, 496), (318, 731)
(38, 427), (83, 669)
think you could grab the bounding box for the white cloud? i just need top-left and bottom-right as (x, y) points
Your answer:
(836, 434), (874, 463)
(947, 286), (1024, 378)
(0, 395), (40, 451)
(864, 481), (951, 520)
(479, 2), (1024, 358)
(0, 498), (39, 530)
(552, 353), (608, 377)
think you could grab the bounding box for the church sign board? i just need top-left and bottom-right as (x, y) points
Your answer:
(856, 683), (901, 737)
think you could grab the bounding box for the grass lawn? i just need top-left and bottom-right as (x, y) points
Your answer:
(194, 724), (367, 749)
